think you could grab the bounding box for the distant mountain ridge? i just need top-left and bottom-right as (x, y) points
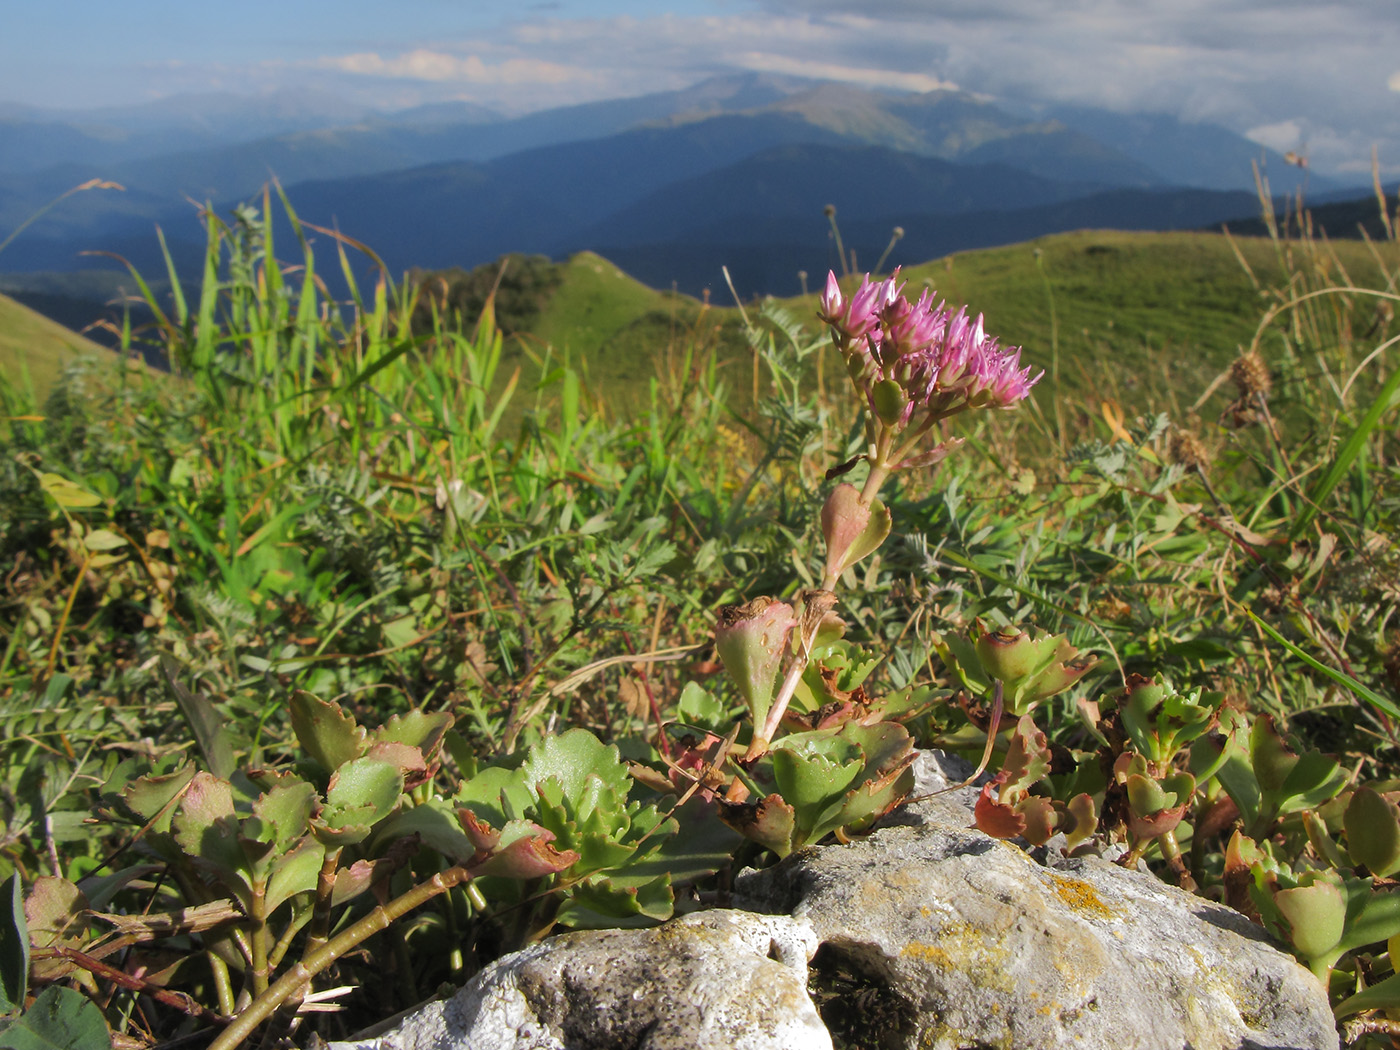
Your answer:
(0, 73), (1360, 318)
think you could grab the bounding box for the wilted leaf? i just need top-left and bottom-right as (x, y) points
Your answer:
(472, 822), (580, 879)
(719, 793), (797, 857)
(38, 473), (102, 509)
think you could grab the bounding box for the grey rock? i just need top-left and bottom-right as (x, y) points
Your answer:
(736, 822), (1339, 1050)
(329, 909), (829, 1050)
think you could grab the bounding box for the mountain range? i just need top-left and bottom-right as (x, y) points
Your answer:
(0, 74), (1370, 329)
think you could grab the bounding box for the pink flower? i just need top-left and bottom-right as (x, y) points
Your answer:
(818, 269), (1041, 424)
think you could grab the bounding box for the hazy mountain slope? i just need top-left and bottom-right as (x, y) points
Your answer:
(277, 114), (855, 270)
(0, 89), (381, 173)
(1044, 105), (1320, 193)
(567, 143), (1106, 247)
(592, 186), (1263, 297)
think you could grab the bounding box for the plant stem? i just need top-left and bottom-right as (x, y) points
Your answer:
(209, 951), (237, 1018)
(248, 879), (270, 998)
(205, 865), (478, 1050)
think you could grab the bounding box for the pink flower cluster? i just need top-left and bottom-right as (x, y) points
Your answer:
(819, 269), (1041, 424)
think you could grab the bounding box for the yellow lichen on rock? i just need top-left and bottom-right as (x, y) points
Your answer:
(1046, 871), (1121, 920)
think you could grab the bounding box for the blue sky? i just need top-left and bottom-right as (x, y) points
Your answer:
(5, 0), (1399, 175)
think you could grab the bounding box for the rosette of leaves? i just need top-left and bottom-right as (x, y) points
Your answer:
(1110, 675), (1224, 767)
(973, 715), (1097, 848)
(1112, 752), (1196, 842)
(453, 729), (679, 930)
(719, 721), (916, 857)
(935, 620), (1097, 717)
(791, 637), (883, 724)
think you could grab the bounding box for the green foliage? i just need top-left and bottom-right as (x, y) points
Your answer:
(0, 875), (27, 1014)
(408, 254), (564, 336)
(0, 987), (109, 1050)
(1, 173), (1399, 1048)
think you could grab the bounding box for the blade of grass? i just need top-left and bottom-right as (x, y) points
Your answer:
(1247, 612), (1400, 720)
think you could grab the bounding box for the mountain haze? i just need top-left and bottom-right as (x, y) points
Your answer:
(0, 74), (1349, 328)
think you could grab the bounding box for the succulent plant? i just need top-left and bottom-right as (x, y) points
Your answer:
(935, 620), (1098, 716)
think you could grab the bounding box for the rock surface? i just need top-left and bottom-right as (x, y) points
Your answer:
(328, 909), (829, 1050)
(736, 821), (1339, 1050)
(332, 750), (1339, 1050)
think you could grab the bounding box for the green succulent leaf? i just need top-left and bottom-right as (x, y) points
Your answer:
(675, 682), (729, 734)
(325, 759), (403, 822)
(172, 773), (247, 885)
(264, 836), (325, 914)
(1336, 970), (1400, 1019)
(289, 691), (367, 774)
(554, 874), (674, 930)
(250, 779), (317, 854)
(373, 799), (477, 863)
(1345, 787), (1400, 877)
(371, 710), (453, 757)
(1271, 876), (1347, 961)
(118, 764), (197, 833)
(770, 732), (865, 821)
(518, 729), (633, 806)
(1250, 715), (1298, 794)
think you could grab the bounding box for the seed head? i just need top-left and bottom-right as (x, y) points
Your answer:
(1231, 351), (1272, 401)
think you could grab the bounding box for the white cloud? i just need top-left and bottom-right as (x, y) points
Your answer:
(1245, 119), (1304, 153)
(729, 53), (957, 94)
(315, 49), (589, 87)
(1389, 70), (1400, 91)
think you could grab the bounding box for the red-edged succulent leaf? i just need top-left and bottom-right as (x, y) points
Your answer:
(172, 773), (248, 886)
(821, 484), (891, 581)
(713, 597), (797, 730)
(119, 764), (197, 831)
(472, 823), (580, 879)
(975, 781), (1025, 839)
(372, 710), (453, 758)
(1001, 714), (1052, 791)
(364, 741), (430, 788)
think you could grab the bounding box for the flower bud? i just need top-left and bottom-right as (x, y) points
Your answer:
(821, 484), (891, 583)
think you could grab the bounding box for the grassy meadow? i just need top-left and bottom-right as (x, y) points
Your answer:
(1, 189), (1398, 1049)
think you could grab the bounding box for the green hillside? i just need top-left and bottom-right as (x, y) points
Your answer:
(0, 289), (109, 395)
(507, 251), (747, 409)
